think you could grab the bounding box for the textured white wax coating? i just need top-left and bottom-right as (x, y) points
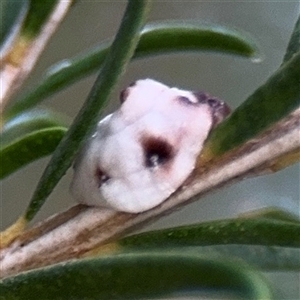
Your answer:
(71, 79), (221, 213)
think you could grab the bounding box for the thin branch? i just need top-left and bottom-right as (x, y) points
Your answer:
(1, 108), (299, 278)
(0, 0), (73, 113)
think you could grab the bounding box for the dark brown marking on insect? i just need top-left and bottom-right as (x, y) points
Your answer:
(193, 91), (231, 127)
(128, 81), (137, 87)
(95, 167), (110, 187)
(141, 136), (175, 169)
(120, 82), (137, 103)
(193, 91), (211, 104)
(120, 88), (129, 104)
(211, 100), (231, 127)
(177, 95), (197, 106)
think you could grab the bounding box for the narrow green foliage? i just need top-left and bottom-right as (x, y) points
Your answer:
(24, 0), (151, 221)
(1, 110), (67, 145)
(1, 110), (67, 178)
(206, 50), (300, 156)
(138, 22), (259, 57)
(21, 0), (59, 38)
(119, 218), (300, 249)
(1, 127), (67, 179)
(115, 216), (300, 271)
(177, 245), (300, 271)
(1, 6), (298, 300)
(0, 252), (272, 300)
(0, 0), (28, 55)
(6, 22), (260, 119)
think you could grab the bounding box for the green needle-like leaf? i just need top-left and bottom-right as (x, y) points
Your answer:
(1, 110), (67, 179)
(205, 50), (300, 156)
(119, 218), (300, 249)
(20, 0), (59, 39)
(0, 252), (272, 299)
(1, 109), (67, 146)
(6, 22), (260, 119)
(182, 245), (300, 271)
(24, 0), (151, 222)
(114, 217), (300, 271)
(1, 0), (74, 106)
(1, 126), (67, 179)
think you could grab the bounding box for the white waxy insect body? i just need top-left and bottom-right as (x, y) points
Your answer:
(71, 79), (230, 213)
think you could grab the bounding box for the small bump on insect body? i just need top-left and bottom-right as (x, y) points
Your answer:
(207, 98), (220, 108)
(95, 168), (110, 187)
(193, 91), (209, 103)
(119, 88), (129, 103)
(177, 95), (196, 106)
